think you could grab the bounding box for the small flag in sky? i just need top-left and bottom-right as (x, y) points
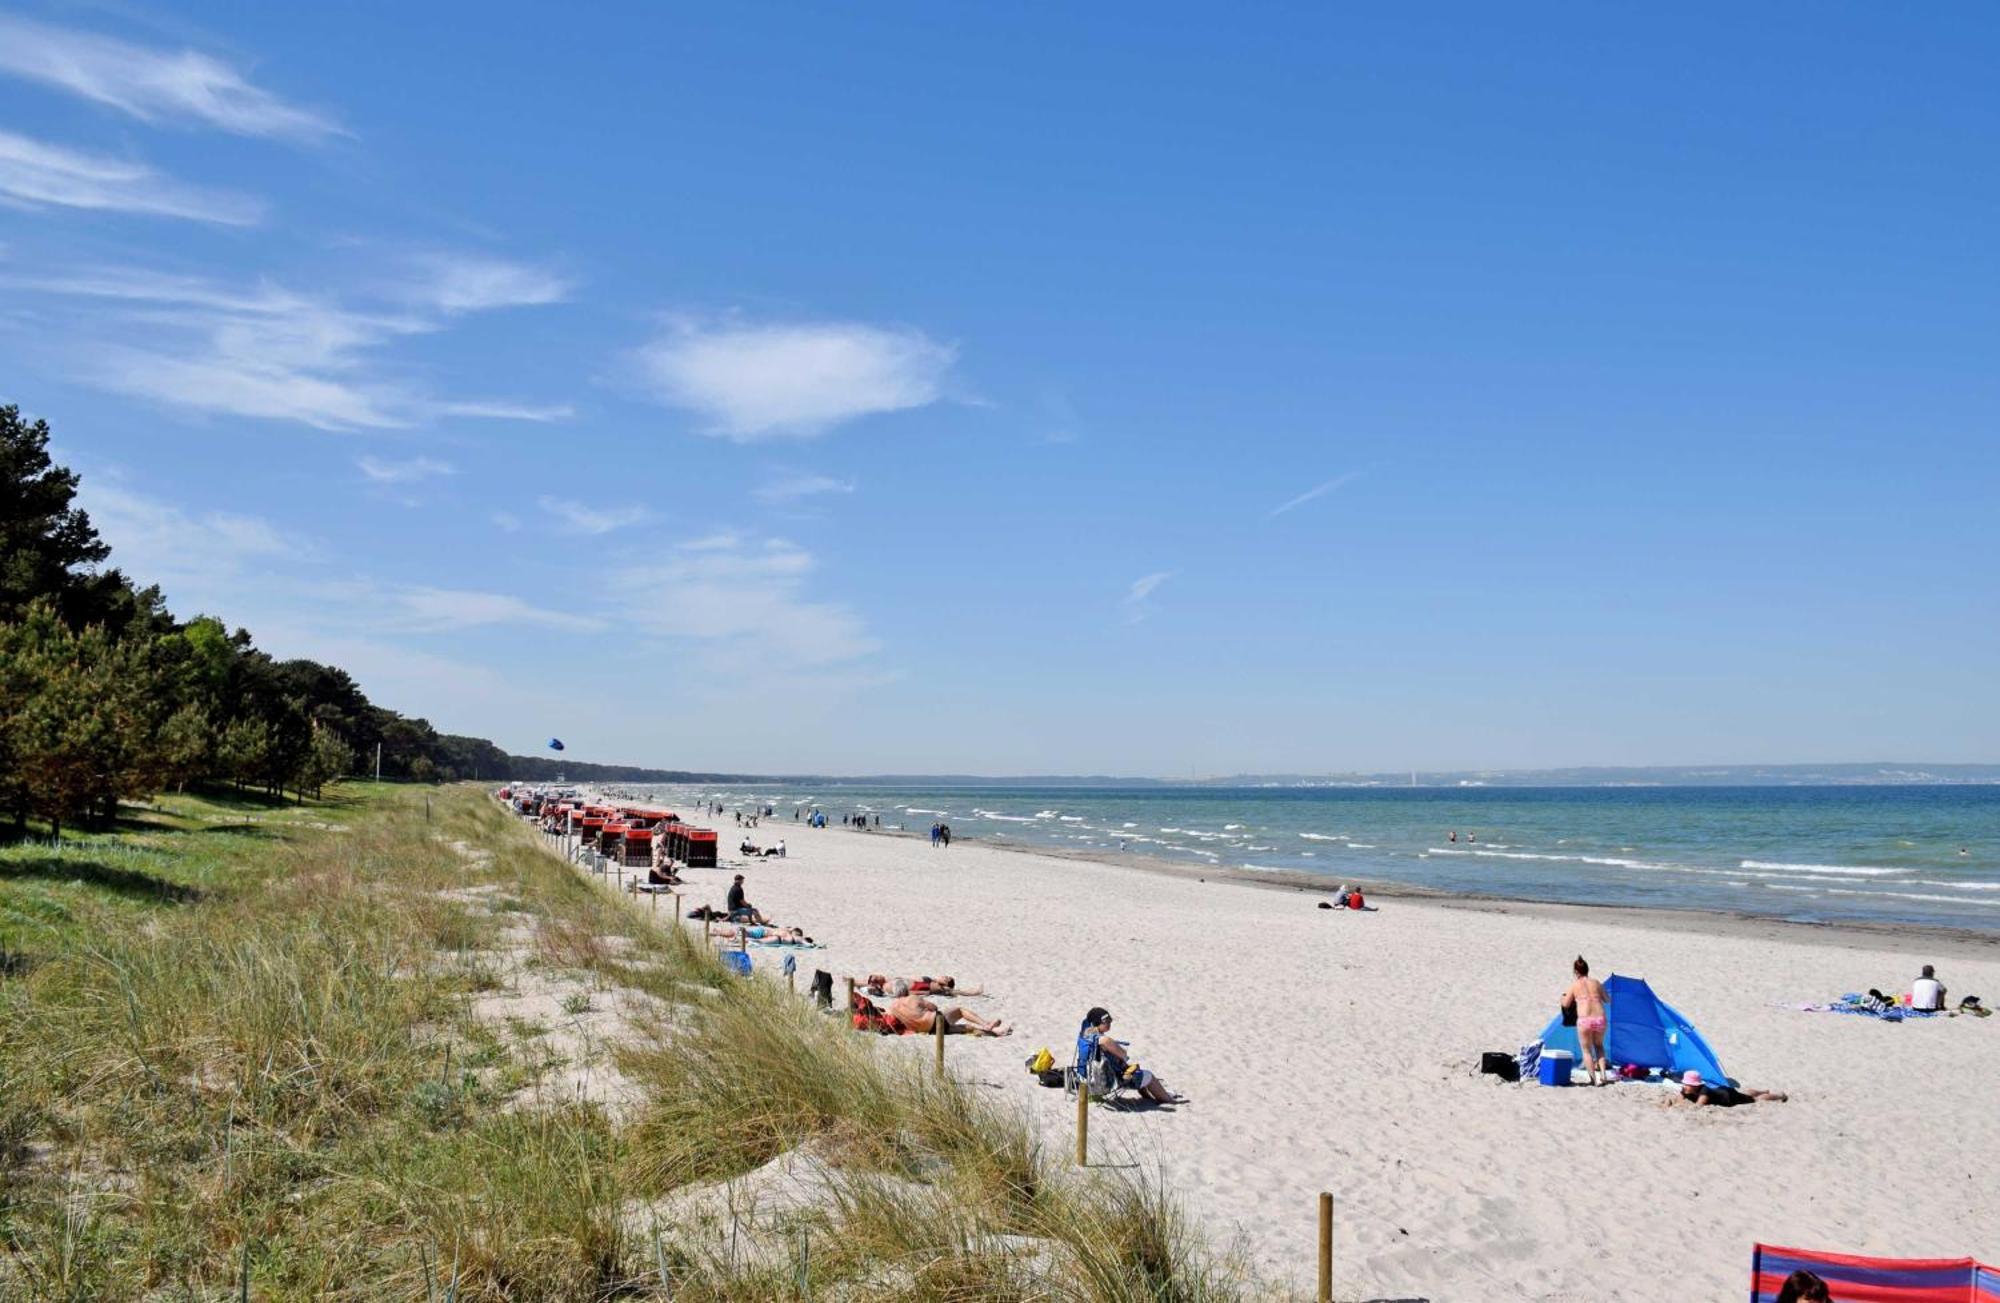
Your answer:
(547, 738), (566, 751)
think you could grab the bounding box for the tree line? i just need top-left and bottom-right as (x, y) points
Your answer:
(0, 404), (557, 838)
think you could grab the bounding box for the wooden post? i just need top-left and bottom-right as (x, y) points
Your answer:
(1317, 1191), (1332, 1303)
(845, 977), (855, 1011)
(787, 968), (796, 995)
(933, 1015), (945, 1071)
(650, 889), (658, 915)
(1074, 1087), (1088, 1167)
(703, 914), (711, 943)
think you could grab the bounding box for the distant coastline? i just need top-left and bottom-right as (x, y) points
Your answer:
(550, 761), (2000, 788)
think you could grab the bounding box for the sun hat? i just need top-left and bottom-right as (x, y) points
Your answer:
(1681, 1070), (1704, 1087)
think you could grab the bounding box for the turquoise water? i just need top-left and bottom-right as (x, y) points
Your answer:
(645, 784), (2000, 931)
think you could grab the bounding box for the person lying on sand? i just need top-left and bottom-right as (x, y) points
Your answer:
(712, 923), (814, 945)
(889, 993), (1010, 1037)
(861, 975), (986, 998)
(1677, 1070), (1786, 1106)
(1081, 1008), (1176, 1103)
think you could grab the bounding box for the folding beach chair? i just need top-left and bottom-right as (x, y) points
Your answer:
(1065, 1029), (1139, 1107)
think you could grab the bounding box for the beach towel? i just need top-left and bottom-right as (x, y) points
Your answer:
(1751, 1242), (2000, 1301)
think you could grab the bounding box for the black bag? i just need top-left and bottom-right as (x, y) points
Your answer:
(1037, 1068), (1066, 1088)
(1480, 1051), (1520, 1082)
(810, 969), (834, 1008)
(1560, 1001), (1578, 1027)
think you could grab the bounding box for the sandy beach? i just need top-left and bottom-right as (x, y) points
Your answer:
(620, 817), (2000, 1301)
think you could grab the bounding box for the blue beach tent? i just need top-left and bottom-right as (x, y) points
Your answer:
(547, 738), (565, 751)
(1535, 974), (1730, 1085)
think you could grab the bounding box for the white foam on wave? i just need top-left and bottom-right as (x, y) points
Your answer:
(972, 809), (1037, 823)
(1826, 888), (2000, 908)
(1122, 822), (1138, 829)
(1764, 884), (1819, 893)
(1224, 824), (1245, 831)
(1301, 851), (1317, 857)
(1240, 863), (1291, 873)
(1034, 810), (1061, 819)
(1911, 880), (2000, 891)
(1345, 843), (1378, 849)
(1059, 816), (1085, 823)
(1740, 860), (1904, 877)
(904, 808), (948, 816)
(1299, 833), (1343, 842)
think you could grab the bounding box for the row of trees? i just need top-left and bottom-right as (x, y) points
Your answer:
(0, 404), (514, 838)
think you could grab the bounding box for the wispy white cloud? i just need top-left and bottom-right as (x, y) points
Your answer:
(10, 263), (568, 430)
(537, 495), (648, 536)
(491, 511), (522, 533)
(605, 533), (878, 670)
(357, 454), (454, 484)
(372, 584), (603, 634)
(1121, 570), (1172, 624)
(1267, 471), (1357, 519)
(77, 477), (312, 615)
(407, 252), (573, 314)
(434, 399), (574, 422)
(634, 316), (954, 441)
(0, 128), (262, 224)
(0, 15), (341, 142)
(753, 471), (856, 504)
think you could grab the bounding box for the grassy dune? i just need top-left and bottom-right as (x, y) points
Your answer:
(0, 784), (1252, 1300)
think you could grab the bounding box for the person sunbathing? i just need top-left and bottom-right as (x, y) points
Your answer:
(888, 992), (1010, 1037)
(713, 923), (814, 945)
(1081, 1007), (1175, 1103)
(861, 975), (986, 998)
(1677, 1070), (1786, 1106)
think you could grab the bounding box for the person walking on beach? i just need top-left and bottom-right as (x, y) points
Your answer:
(1562, 956), (1610, 1086)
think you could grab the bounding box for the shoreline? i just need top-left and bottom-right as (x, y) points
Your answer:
(852, 822), (2000, 960)
(571, 797), (2000, 1298)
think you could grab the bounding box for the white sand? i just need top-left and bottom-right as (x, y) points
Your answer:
(616, 820), (2000, 1301)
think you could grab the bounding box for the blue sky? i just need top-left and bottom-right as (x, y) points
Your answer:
(2, 4), (1995, 774)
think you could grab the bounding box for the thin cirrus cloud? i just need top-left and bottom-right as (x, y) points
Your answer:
(537, 495), (649, 536)
(406, 252), (573, 314)
(753, 472), (856, 504)
(376, 585), (603, 634)
(1121, 570), (1172, 624)
(0, 14), (342, 142)
(634, 317), (955, 441)
(1267, 471), (1358, 519)
(9, 263), (569, 430)
(0, 127), (262, 224)
(357, 455), (454, 484)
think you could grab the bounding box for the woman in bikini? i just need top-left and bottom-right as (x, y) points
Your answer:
(1562, 956), (1610, 1086)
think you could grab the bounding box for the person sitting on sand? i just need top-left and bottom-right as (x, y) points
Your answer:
(646, 865), (682, 886)
(726, 874), (769, 925)
(888, 992), (1010, 1037)
(1775, 1269), (1830, 1303)
(1911, 963), (1947, 1012)
(1677, 1069), (1786, 1106)
(1080, 1008), (1175, 1103)
(1562, 957), (1610, 1087)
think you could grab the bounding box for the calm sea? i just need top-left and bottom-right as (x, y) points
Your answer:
(632, 784), (2000, 932)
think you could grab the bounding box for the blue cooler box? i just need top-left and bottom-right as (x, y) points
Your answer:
(1537, 1050), (1574, 1086)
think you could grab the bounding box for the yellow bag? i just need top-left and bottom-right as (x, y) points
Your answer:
(1025, 1047), (1054, 1075)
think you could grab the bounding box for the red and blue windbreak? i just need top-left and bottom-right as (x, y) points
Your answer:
(1752, 1244), (2000, 1302)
